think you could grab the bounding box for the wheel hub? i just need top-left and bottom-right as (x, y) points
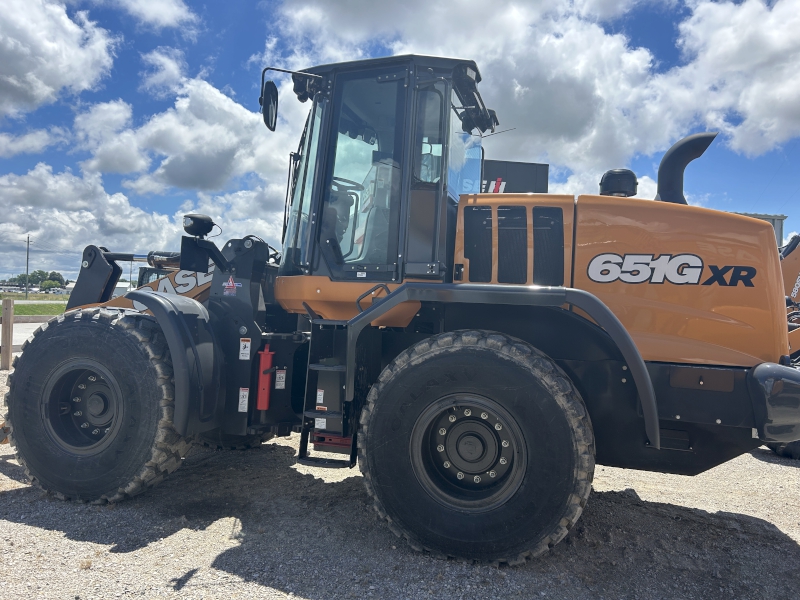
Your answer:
(42, 366), (120, 454)
(457, 435), (483, 461)
(410, 394), (527, 512)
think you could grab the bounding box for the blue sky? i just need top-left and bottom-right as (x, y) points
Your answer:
(1, 0), (799, 279)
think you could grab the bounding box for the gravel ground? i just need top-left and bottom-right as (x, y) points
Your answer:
(1, 367), (799, 599)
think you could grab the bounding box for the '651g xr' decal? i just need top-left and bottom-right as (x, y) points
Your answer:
(587, 253), (756, 287)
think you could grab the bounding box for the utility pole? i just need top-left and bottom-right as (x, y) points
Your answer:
(25, 235), (30, 300)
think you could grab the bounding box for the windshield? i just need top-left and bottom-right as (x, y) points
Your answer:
(319, 69), (407, 270)
(281, 97), (326, 273)
(448, 88), (482, 199)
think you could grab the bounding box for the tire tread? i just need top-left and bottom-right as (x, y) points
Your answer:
(357, 329), (595, 565)
(4, 308), (190, 504)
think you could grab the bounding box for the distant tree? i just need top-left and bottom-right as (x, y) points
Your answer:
(47, 271), (65, 286)
(40, 280), (60, 291)
(29, 270), (49, 285)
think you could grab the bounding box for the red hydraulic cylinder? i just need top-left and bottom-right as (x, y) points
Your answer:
(256, 345), (275, 410)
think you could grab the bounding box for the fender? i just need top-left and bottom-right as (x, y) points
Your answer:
(346, 282), (661, 449)
(127, 290), (224, 436)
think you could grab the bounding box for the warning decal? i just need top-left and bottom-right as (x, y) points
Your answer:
(238, 388), (249, 412)
(239, 338), (251, 360)
(316, 389), (324, 404)
(315, 418), (327, 430)
(275, 369), (286, 389)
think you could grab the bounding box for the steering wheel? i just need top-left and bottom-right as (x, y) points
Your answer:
(331, 176), (364, 193)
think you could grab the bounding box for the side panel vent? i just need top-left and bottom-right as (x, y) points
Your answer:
(464, 206), (493, 282)
(533, 207), (564, 286)
(497, 206), (527, 284)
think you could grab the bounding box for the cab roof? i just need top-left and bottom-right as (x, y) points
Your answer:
(298, 54), (482, 82)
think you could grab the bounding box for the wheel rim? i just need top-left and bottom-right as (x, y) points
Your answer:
(409, 394), (527, 513)
(40, 360), (123, 455)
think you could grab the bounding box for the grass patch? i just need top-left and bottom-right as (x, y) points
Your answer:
(0, 293), (68, 302)
(11, 304), (66, 316)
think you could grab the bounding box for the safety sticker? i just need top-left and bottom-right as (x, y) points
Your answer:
(356, 271), (366, 278)
(316, 406), (327, 411)
(316, 389), (324, 404)
(239, 338), (251, 360)
(238, 388), (249, 412)
(275, 369), (286, 389)
(315, 418), (327, 429)
(223, 275), (242, 296)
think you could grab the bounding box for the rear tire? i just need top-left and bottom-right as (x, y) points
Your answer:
(767, 441), (800, 459)
(4, 309), (192, 503)
(358, 330), (594, 564)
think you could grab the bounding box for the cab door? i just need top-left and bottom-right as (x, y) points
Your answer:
(314, 68), (410, 283)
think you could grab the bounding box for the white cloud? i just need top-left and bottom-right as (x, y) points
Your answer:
(0, 0), (116, 118)
(0, 163), (285, 279)
(264, 0), (800, 192)
(667, 0), (800, 155)
(76, 75), (304, 196)
(0, 163), (181, 277)
(0, 129), (65, 157)
(74, 99), (150, 173)
(139, 47), (187, 96)
(100, 0), (198, 29)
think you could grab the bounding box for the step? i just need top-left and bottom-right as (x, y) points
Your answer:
(296, 456), (353, 468)
(311, 319), (349, 327)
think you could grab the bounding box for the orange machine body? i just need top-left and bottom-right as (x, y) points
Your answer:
(450, 193), (787, 368)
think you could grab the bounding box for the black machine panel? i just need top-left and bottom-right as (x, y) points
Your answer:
(464, 205), (492, 282)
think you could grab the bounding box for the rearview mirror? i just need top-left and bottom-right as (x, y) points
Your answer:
(260, 80), (278, 131)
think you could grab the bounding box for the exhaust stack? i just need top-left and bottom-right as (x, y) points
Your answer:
(655, 132), (718, 205)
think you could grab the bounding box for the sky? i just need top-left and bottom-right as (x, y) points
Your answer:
(1, 0), (799, 280)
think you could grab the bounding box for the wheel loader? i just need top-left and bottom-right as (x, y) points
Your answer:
(4, 54), (800, 564)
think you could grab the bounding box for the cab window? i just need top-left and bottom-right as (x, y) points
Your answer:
(319, 70), (407, 271)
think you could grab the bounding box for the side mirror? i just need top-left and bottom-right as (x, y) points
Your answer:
(260, 80), (278, 131)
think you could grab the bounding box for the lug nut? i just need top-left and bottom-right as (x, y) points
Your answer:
(456, 472), (464, 480)
(78, 384), (86, 390)
(437, 445), (445, 452)
(489, 470), (497, 478)
(92, 429), (100, 435)
(443, 461), (451, 468)
(73, 411), (82, 417)
(502, 440), (509, 448)
(495, 423), (503, 431)
(473, 475), (481, 483)
(499, 457), (507, 465)
(104, 428), (110, 434)
(481, 412), (488, 419)
(448, 415), (456, 422)
(464, 409), (472, 416)
(88, 376), (96, 382)
(438, 428), (447, 435)
(72, 397), (81, 403)
(80, 423), (89, 429)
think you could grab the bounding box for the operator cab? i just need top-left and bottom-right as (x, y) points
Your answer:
(260, 55), (498, 283)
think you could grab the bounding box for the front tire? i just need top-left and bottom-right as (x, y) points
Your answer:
(358, 330), (594, 564)
(4, 309), (192, 502)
